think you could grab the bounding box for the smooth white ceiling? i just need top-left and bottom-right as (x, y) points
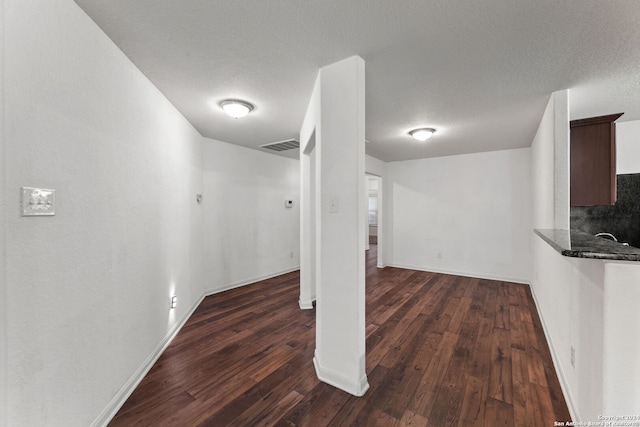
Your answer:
(74, 0), (640, 162)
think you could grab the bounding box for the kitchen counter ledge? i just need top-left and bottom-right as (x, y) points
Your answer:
(534, 229), (640, 262)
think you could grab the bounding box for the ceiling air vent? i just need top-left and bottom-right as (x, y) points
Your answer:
(260, 139), (300, 152)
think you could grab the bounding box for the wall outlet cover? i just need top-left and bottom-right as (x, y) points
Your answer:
(21, 187), (55, 216)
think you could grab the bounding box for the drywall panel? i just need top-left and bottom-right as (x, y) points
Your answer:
(202, 138), (300, 294)
(387, 148), (532, 283)
(4, 0), (204, 425)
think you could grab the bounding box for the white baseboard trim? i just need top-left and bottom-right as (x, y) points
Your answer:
(528, 283), (578, 422)
(299, 298), (314, 309)
(313, 350), (370, 397)
(386, 262), (530, 285)
(205, 266), (300, 296)
(91, 293), (205, 427)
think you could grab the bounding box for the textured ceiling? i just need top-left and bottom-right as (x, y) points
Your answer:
(74, 0), (640, 162)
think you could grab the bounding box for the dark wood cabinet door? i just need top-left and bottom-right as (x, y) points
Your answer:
(570, 113), (623, 206)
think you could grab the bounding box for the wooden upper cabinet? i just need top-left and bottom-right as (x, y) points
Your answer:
(570, 113), (623, 206)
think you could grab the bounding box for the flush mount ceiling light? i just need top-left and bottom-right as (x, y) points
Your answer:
(220, 99), (254, 119)
(409, 127), (436, 141)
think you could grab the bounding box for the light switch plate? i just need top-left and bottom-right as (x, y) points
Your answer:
(21, 187), (55, 216)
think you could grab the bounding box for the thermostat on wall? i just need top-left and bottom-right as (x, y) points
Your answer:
(284, 199), (294, 208)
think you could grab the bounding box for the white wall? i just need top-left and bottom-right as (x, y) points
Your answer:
(617, 119), (640, 174)
(386, 148), (532, 283)
(4, 1), (205, 425)
(0, 0), (7, 424)
(3, 2), (303, 425)
(202, 138), (300, 293)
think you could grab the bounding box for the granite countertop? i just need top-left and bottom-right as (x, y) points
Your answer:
(534, 229), (640, 261)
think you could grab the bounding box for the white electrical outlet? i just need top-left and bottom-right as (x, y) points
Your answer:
(571, 346), (575, 368)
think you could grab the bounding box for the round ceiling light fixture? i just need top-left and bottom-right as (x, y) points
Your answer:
(220, 99), (254, 119)
(409, 127), (436, 141)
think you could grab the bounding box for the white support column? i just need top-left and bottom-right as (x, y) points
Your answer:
(313, 56), (368, 396)
(300, 55), (368, 395)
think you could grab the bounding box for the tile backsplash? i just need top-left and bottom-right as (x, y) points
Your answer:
(570, 173), (640, 248)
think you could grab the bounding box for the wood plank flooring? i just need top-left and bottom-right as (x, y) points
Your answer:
(109, 245), (571, 426)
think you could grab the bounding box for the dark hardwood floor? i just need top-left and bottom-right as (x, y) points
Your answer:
(110, 245), (571, 426)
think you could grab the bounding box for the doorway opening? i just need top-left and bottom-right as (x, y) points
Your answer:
(365, 173), (383, 268)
